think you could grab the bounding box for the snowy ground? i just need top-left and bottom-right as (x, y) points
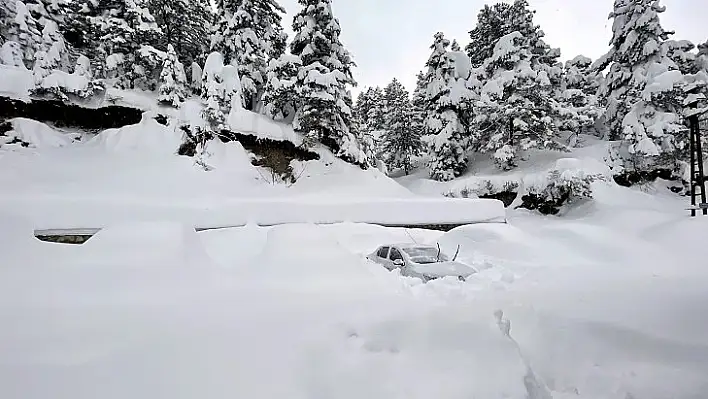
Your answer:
(1, 179), (707, 399)
(1, 116), (707, 398)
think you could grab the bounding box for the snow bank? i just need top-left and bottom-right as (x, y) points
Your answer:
(227, 108), (303, 145)
(19, 197), (506, 231)
(1, 118), (74, 149)
(201, 139), (261, 177)
(37, 69), (91, 95)
(255, 224), (383, 289)
(0, 65), (33, 99)
(82, 221), (213, 270)
(87, 116), (181, 154)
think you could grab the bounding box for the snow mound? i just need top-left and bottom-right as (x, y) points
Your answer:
(37, 70), (91, 95)
(1, 118), (73, 149)
(0, 65), (33, 99)
(82, 221), (213, 269)
(87, 115), (181, 154)
(201, 139), (260, 177)
(227, 108), (303, 145)
(0, 212), (42, 262)
(256, 224), (378, 287)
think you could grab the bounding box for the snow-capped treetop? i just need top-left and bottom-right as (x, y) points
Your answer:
(214, 0), (287, 59)
(665, 39), (698, 75)
(354, 86), (386, 132)
(290, 0), (354, 85)
(596, 0), (670, 72)
(466, 0), (556, 69)
(597, 0), (681, 141)
(567, 55), (592, 69)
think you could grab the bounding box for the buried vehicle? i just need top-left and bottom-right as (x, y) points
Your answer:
(366, 244), (477, 282)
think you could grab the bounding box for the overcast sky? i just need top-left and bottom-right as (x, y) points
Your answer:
(277, 0), (707, 97)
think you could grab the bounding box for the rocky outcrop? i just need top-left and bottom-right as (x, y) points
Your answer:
(178, 125), (320, 182)
(0, 96), (143, 130)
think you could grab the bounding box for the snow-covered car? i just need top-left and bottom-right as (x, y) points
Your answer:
(366, 244), (476, 282)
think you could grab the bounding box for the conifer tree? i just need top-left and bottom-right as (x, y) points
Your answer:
(474, 31), (561, 170)
(148, 0), (212, 67)
(553, 55), (603, 138)
(422, 32), (474, 180)
(262, 54), (301, 122)
(381, 78), (422, 175)
(4, 0), (41, 67)
(596, 0), (688, 173)
(353, 86), (386, 151)
(158, 44), (188, 106)
(211, 0), (287, 110)
(287, 0), (365, 165)
(466, 0), (563, 170)
(0, 41), (26, 67)
(75, 0), (163, 87)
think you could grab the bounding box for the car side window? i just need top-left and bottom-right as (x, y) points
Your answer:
(389, 248), (403, 261)
(377, 247), (390, 258)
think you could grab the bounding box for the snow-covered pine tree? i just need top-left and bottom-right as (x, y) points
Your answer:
(200, 51), (244, 130)
(262, 54), (301, 122)
(422, 32), (475, 181)
(0, 41), (26, 67)
(4, 0), (41, 68)
(32, 20), (70, 78)
(72, 54), (105, 98)
(288, 0), (364, 165)
(148, 0), (211, 67)
(465, 2), (510, 69)
(158, 44), (188, 106)
(466, 0), (549, 68)
(665, 39), (698, 75)
(553, 55), (603, 139)
(353, 86), (386, 150)
(698, 41), (708, 71)
(410, 70), (429, 153)
(0, 1), (11, 44)
(381, 78), (422, 175)
(78, 0), (163, 88)
(211, 0), (287, 110)
(474, 31), (561, 170)
(465, 0), (563, 170)
(595, 0), (688, 174)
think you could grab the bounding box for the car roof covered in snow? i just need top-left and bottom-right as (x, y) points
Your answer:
(383, 244), (438, 250)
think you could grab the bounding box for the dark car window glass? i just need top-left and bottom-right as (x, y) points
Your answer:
(389, 248), (403, 261)
(377, 247), (390, 258)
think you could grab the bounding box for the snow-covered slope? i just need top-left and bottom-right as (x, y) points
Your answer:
(0, 112), (505, 229)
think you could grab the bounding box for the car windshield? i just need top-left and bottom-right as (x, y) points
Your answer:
(403, 247), (449, 264)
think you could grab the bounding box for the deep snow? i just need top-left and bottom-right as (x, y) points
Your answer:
(1, 182), (707, 399)
(0, 100), (707, 398)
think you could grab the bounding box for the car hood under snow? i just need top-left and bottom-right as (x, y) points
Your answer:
(411, 261), (477, 278)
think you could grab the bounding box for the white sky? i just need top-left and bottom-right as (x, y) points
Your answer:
(277, 0), (708, 96)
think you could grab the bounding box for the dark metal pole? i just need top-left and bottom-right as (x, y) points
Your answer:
(694, 115), (708, 215)
(690, 115), (697, 217)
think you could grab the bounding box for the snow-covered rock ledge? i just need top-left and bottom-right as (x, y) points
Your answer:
(4, 197), (507, 231)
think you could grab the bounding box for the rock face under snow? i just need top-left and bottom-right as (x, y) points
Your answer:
(0, 96), (143, 130)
